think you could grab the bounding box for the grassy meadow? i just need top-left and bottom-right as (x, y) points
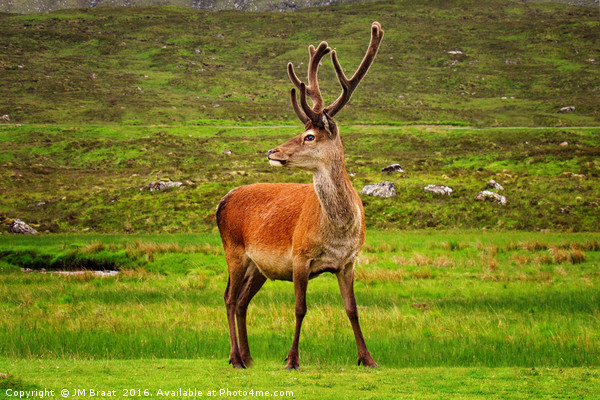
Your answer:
(1, 231), (599, 398)
(1, 0), (600, 398)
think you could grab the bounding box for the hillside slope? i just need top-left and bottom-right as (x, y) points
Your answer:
(1, 0), (374, 14)
(0, 0), (597, 14)
(0, 0), (599, 126)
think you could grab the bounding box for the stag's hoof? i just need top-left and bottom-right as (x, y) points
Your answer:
(358, 356), (378, 368)
(284, 355), (300, 370)
(242, 357), (254, 367)
(229, 357), (247, 369)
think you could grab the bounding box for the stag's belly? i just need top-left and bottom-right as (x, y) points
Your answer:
(246, 235), (360, 282)
(246, 246), (294, 281)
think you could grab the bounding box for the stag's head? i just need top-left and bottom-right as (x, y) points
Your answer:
(267, 22), (384, 171)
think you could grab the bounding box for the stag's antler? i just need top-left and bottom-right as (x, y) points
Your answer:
(325, 22), (384, 117)
(287, 41), (331, 126)
(287, 22), (384, 126)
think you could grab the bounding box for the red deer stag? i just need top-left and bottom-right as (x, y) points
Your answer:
(216, 22), (384, 370)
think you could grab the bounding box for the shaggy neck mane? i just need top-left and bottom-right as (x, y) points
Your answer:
(313, 146), (360, 230)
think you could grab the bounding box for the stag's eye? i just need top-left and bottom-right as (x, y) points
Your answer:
(304, 134), (315, 142)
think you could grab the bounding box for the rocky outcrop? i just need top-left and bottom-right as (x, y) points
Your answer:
(424, 184), (453, 195)
(485, 179), (504, 191)
(381, 164), (404, 173)
(140, 181), (182, 192)
(360, 181), (396, 198)
(9, 219), (37, 234)
(475, 190), (507, 205)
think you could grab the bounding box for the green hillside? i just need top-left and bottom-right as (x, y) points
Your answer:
(0, 0), (599, 126)
(0, 0), (375, 14)
(1, 0), (599, 234)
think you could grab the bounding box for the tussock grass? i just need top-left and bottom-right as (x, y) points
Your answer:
(354, 267), (406, 284)
(393, 253), (456, 269)
(431, 241), (469, 252)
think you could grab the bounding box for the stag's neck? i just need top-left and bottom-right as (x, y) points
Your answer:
(313, 154), (361, 232)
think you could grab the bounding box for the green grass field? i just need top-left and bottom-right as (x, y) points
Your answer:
(1, 231), (599, 398)
(2, 360), (599, 400)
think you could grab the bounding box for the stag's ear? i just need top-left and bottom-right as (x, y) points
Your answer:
(322, 112), (337, 138)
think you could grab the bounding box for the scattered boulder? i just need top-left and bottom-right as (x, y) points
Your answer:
(9, 219), (37, 234)
(222, 150), (232, 155)
(485, 179), (504, 191)
(559, 106), (575, 113)
(424, 184), (453, 196)
(140, 181), (182, 192)
(560, 171), (584, 179)
(360, 181), (396, 198)
(381, 164), (404, 173)
(559, 141), (569, 147)
(1, 114), (9, 121)
(475, 190), (507, 205)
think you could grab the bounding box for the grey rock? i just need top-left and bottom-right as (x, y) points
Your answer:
(475, 190), (507, 205)
(559, 106), (575, 113)
(485, 179), (504, 191)
(360, 181), (396, 198)
(424, 184), (453, 195)
(381, 164), (404, 173)
(140, 181), (182, 192)
(9, 219), (37, 234)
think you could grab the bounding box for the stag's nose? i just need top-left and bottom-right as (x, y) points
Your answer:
(267, 149), (278, 160)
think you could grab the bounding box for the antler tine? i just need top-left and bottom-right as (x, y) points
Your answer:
(290, 88), (309, 125)
(306, 41), (330, 112)
(325, 22), (384, 118)
(288, 41), (331, 124)
(299, 83), (320, 124)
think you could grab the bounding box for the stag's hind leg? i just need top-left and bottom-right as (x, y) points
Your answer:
(337, 264), (378, 368)
(224, 252), (251, 369)
(285, 258), (310, 370)
(236, 266), (267, 366)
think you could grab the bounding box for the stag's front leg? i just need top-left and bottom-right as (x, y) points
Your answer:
(285, 259), (310, 370)
(337, 264), (378, 368)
